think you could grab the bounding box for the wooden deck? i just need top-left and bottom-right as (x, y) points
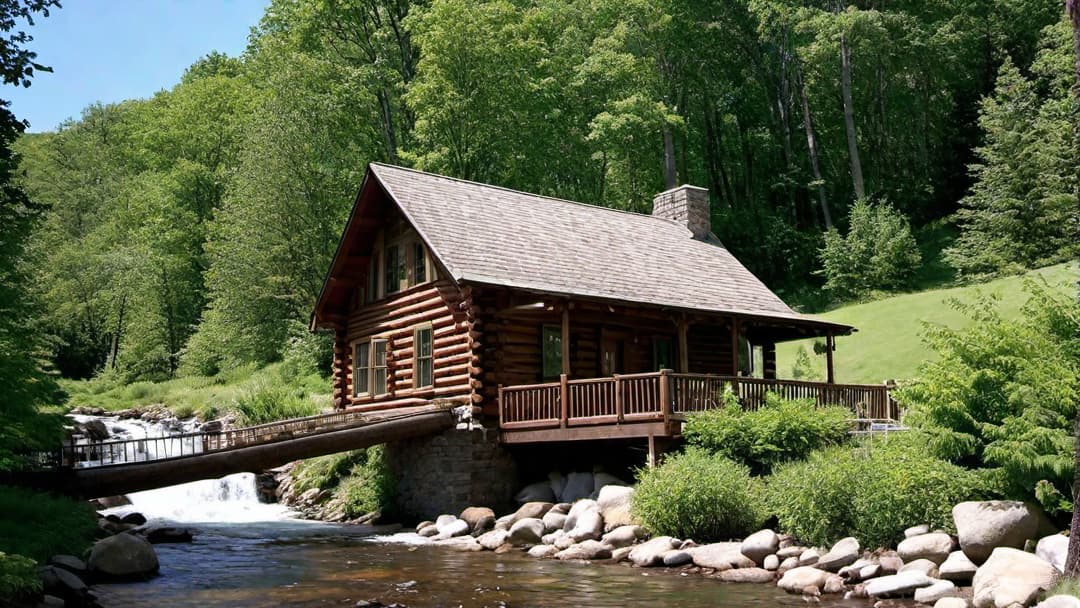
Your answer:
(497, 370), (897, 444)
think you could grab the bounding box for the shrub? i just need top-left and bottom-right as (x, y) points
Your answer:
(291, 450), (367, 495)
(0, 552), (40, 599)
(633, 449), (765, 541)
(0, 486), (98, 562)
(766, 434), (990, 548)
(819, 198), (922, 301)
(684, 392), (850, 474)
(231, 379), (322, 425)
(337, 446), (397, 518)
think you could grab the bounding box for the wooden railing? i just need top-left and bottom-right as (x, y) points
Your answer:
(498, 370), (898, 430)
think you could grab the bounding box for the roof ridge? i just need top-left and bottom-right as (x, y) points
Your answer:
(369, 162), (681, 225)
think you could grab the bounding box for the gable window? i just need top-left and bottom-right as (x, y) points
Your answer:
(541, 325), (562, 380)
(414, 326), (433, 388)
(353, 341), (370, 396)
(413, 242), (427, 284)
(384, 245), (403, 295)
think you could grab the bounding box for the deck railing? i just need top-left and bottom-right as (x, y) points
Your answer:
(499, 370), (898, 430)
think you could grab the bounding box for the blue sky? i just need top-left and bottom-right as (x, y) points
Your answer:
(6, 0), (269, 133)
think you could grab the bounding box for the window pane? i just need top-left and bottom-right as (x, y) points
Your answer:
(413, 242), (426, 284)
(419, 358), (433, 388)
(542, 326), (562, 379)
(418, 328), (432, 357)
(374, 367), (387, 394)
(416, 327), (433, 387)
(372, 340), (388, 395)
(374, 340), (387, 366)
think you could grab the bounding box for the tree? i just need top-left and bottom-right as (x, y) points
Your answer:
(1062, 0), (1080, 580)
(818, 197), (921, 301)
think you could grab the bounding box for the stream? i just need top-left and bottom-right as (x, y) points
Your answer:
(81, 415), (859, 607)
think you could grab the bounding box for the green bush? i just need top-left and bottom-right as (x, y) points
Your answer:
(337, 446), (396, 518)
(766, 434), (990, 548)
(633, 449), (765, 541)
(231, 379), (323, 425)
(819, 198), (922, 302)
(291, 450), (367, 495)
(0, 486), (98, 562)
(684, 392), (850, 473)
(0, 552), (40, 599)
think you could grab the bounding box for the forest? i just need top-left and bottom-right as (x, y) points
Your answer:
(4, 0), (1079, 407)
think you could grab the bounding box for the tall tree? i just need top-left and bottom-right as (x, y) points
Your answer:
(1063, 0), (1080, 579)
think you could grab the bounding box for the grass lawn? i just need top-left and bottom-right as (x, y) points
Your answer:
(777, 262), (1076, 384)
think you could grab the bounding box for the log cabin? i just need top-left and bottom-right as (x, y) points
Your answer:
(311, 164), (895, 455)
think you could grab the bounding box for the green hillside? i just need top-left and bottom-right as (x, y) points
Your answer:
(776, 262), (1077, 384)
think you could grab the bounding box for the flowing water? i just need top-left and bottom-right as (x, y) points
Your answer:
(83, 416), (866, 607)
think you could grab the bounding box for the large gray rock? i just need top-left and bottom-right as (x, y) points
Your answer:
(562, 472), (594, 502)
(914, 580), (958, 604)
(508, 518), (545, 545)
(661, 549), (693, 567)
(460, 507), (496, 534)
(593, 472), (627, 491)
(900, 558), (939, 577)
(601, 525), (645, 549)
(549, 472), (567, 501)
(719, 568), (775, 584)
(88, 533), (159, 578)
(515, 481), (556, 504)
(939, 550), (978, 584)
(777, 566), (832, 593)
(1036, 533), (1068, 572)
(864, 572), (934, 597)
(556, 540), (612, 560)
(741, 529), (780, 566)
(542, 510), (567, 533)
(763, 554), (780, 571)
(512, 501), (554, 523)
(798, 548), (821, 566)
(528, 544), (558, 558)
(564, 500), (604, 542)
(817, 537), (860, 572)
(972, 547), (1059, 608)
(477, 529), (510, 550)
(434, 517), (470, 539)
(1035, 596), (1080, 608)
(40, 566), (88, 604)
(629, 536), (679, 567)
(690, 542), (756, 570)
(954, 501), (1046, 564)
(905, 524), (931, 538)
(898, 532), (955, 565)
(48, 555), (87, 574)
(935, 599), (973, 608)
(596, 485), (635, 531)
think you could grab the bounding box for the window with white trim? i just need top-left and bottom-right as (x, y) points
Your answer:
(414, 326), (433, 388)
(372, 339), (388, 395)
(353, 340), (370, 396)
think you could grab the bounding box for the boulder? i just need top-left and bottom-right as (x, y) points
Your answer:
(1035, 596), (1080, 608)
(554, 534), (576, 550)
(542, 511), (567, 533)
(857, 564), (882, 582)
(508, 518), (545, 546)
(477, 529), (510, 550)
(817, 537), (860, 572)
(550, 502), (571, 515)
(460, 507), (496, 534)
(120, 512), (147, 525)
(418, 524), (439, 537)
(954, 501), (1047, 564)
(777, 567), (832, 593)
(437, 536), (482, 552)
(935, 599), (973, 608)
(822, 574), (846, 594)
(719, 568), (775, 584)
(562, 472), (594, 502)
(602, 525), (645, 549)
(763, 554), (780, 571)
(512, 502), (554, 523)
(661, 549), (692, 567)
(528, 544), (559, 558)
(596, 485), (635, 531)
(1036, 534), (1068, 572)
(48, 555), (87, 574)
(494, 514), (515, 531)
(905, 525), (931, 538)
(777, 557), (800, 574)
(878, 555), (904, 575)
(740, 529), (780, 566)
(777, 546), (806, 559)
(88, 532), (159, 578)
(972, 547), (1059, 608)
(899, 558), (939, 577)
(549, 472), (567, 501)
(611, 546), (634, 563)
(542, 530), (565, 546)
(39, 566), (88, 604)
(594, 472), (627, 490)
(564, 500), (604, 542)
(690, 542), (756, 570)
(139, 525), (193, 544)
(628, 536), (679, 567)
(914, 580), (958, 604)
(515, 481), (556, 504)
(81, 419), (110, 441)
(556, 540), (612, 560)
(898, 533), (955, 565)
(798, 548), (821, 566)
(864, 572), (934, 598)
(939, 551), (978, 584)
(434, 518), (470, 539)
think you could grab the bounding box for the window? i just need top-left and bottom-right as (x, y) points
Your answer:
(384, 245), (403, 295)
(541, 325), (563, 379)
(414, 326), (433, 388)
(413, 242), (427, 284)
(653, 336), (673, 371)
(367, 252), (379, 304)
(372, 339), (388, 395)
(353, 341), (370, 396)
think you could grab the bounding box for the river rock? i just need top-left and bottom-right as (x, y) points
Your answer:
(549, 472), (567, 501)
(515, 481), (556, 504)
(528, 544), (558, 558)
(864, 572), (934, 597)
(741, 529), (780, 566)
(512, 502), (554, 523)
(596, 485), (635, 531)
(542, 530), (564, 545)
(720, 568), (775, 584)
(40, 565), (88, 604)
(629, 536), (679, 567)
(562, 472), (594, 502)
(972, 547), (1059, 608)
(554, 534), (576, 550)
(49, 555), (87, 574)
(898, 533), (955, 565)
(690, 542), (755, 570)
(954, 501), (1046, 564)
(602, 525), (645, 549)
(460, 507), (496, 534)
(798, 548), (821, 566)
(434, 518), (470, 539)
(905, 525), (931, 538)
(438, 536), (482, 552)
(939, 551), (978, 583)
(594, 472), (627, 490)
(839, 559), (873, 580)
(763, 555), (780, 571)
(477, 529), (509, 550)
(88, 532), (159, 578)
(858, 564), (882, 582)
(557, 540), (613, 561)
(777, 546), (806, 559)
(935, 599), (973, 608)
(139, 525), (194, 544)
(777, 556), (800, 574)
(611, 546), (633, 562)
(777, 566), (832, 593)
(564, 500), (604, 542)
(661, 549), (692, 567)
(817, 537), (860, 572)
(878, 555), (904, 575)
(823, 574), (846, 594)
(120, 512), (147, 525)
(899, 558), (939, 577)
(1035, 596), (1080, 608)
(914, 580), (958, 604)
(494, 514), (515, 531)
(418, 524), (438, 537)
(508, 518), (545, 545)
(81, 419), (110, 441)
(542, 511), (567, 533)
(1036, 533), (1068, 572)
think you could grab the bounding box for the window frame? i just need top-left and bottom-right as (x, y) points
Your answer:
(371, 338), (389, 396)
(413, 324), (434, 389)
(652, 335), (674, 371)
(352, 339), (371, 397)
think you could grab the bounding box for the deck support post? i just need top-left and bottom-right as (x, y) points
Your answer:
(826, 332), (835, 384)
(676, 316), (689, 372)
(647, 434), (671, 468)
(561, 305), (571, 376)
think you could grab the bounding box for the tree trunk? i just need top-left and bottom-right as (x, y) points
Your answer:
(663, 126), (677, 189)
(796, 62), (833, 230)
(1063, 0), (1080, 579)
(840, 33), (866, 200)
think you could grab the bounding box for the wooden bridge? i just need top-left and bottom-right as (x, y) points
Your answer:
(20, 405), (454, 498)
(498, 370), (898, 444)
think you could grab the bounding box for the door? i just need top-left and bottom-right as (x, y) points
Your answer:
(600, 330), (625, 376)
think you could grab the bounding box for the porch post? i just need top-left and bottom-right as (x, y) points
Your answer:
(729, 317), (740, 376)
(676, 315), (689, 372)
(561, 305), (571, 376)
(826, 332), (836, 384)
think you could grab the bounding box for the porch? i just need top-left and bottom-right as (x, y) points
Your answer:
(497, 371), (898, 445)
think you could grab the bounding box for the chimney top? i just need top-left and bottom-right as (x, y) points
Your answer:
(651, 184), (711, 240)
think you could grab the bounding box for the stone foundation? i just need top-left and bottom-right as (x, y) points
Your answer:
(384, 422), (518, 522)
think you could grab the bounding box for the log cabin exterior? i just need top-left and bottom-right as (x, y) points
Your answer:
(311, 164), (895, 447)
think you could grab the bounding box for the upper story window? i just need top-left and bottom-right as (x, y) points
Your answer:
(367, 217), (432, 302)
(385, 244), (404, 295)
(413, 242), (427, 284)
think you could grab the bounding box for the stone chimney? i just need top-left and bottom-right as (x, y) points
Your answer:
(651, 185), (711, 239)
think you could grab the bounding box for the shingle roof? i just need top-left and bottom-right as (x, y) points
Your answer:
(369, 164), (843, 330)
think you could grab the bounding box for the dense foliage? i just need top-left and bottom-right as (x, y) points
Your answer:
(898, 283), (1080, 512)
(0, 485), (98, 562)
(633, 449), (764, 541)
(766, 435), (990, 548)
(8, 0), (1078, 384)
(683, 392), (850, 474)
(290, 447), (397, 519)
(819, 198), (922, 301)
